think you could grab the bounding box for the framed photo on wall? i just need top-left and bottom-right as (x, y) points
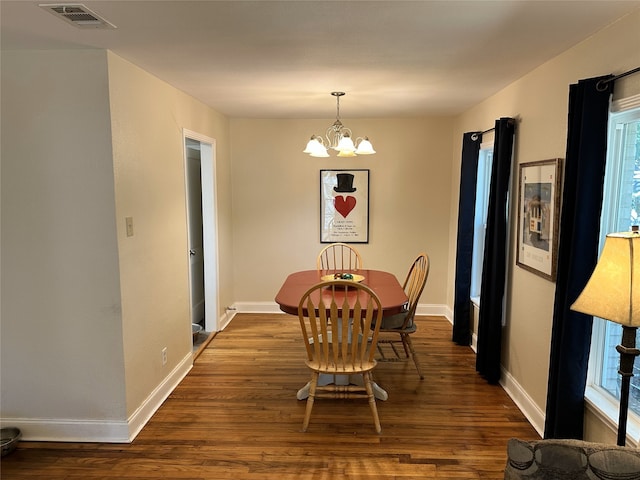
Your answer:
(320, 169), (369, 243)
(516, 158), (563, 281)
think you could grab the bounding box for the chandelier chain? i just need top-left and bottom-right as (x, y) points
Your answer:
(332, 91), (345, 121)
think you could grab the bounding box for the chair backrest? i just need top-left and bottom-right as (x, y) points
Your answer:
(401, 253), (430, 326)
(317, 243), (363, 271)
(298, 280), (383, 371)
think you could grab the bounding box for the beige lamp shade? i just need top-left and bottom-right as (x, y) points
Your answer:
(571, 231), (640, 327)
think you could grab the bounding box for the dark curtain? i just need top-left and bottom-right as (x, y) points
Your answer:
(544, 75), (614, 440)
(475, 117), (516, 384)
(452, 132), (482, 345)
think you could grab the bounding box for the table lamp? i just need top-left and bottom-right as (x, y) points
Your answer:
(571, 227), (640, 446)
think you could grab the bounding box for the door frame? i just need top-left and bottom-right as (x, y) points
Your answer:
(183, 129), (220, 333)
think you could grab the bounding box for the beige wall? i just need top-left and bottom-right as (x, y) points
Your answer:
(1, 50), (127, 424)
(230, 117), (454, 309)
(448, 9), (640, 440)
(1, 50), (233, 441)
(106, 52), (233, 419)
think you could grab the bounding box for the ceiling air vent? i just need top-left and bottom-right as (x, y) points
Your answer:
(40, 4), (116, 29)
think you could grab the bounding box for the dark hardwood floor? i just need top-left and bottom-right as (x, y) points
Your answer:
(1, 314), (540, 479)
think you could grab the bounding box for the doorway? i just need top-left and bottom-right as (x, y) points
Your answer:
(183, 130), (219, 340)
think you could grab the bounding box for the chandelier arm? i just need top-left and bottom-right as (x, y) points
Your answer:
(325, 125), (351, 150)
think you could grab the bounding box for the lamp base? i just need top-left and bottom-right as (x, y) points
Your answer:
(616, 325), (640, 446)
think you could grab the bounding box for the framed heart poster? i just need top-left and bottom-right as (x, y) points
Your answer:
(320, 169), (369, 243)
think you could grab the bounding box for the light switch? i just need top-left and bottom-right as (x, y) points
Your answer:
(125, 217), (134, 237)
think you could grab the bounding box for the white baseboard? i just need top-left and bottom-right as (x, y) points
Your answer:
(126, 351), (193, 441)
(3, 351), (193, 443)
(2, 417), (132, 443)
(231, 302), (283, 314)
(415, 303), (452, 319)
(218, 308), (236, 331)
(500, 367), (545, 438)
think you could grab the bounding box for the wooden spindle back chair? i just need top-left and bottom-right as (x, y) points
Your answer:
(376, 253), (430, 379)
(297, 280), (383, 433)
(316, 243), (363, 271)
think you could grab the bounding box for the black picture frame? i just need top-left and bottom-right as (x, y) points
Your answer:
(320, 169), (370, 243)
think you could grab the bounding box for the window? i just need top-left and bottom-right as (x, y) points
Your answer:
(587, 95), (640, 431)
(470, 142), (493, 303)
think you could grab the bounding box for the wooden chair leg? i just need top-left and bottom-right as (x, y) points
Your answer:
(399, 334), (411, 358)
(403, 334), (424, 380)
(302, 372), (318, 432)
(363, 372), (382, 434)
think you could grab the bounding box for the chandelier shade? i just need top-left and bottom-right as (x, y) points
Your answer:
(303, 92), (375, 157)
(303, 136), (329, 157)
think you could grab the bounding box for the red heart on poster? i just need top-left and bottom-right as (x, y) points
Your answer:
(335, 195), (356, 218)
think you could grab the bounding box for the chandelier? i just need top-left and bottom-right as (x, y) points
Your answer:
(303, 92), (376, 157)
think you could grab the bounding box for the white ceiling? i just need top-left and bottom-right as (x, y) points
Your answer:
(2, 1), (639, 118)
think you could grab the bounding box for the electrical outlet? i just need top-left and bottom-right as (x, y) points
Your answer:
(125, 217), (134, 237)
(161, 347), (167, 366)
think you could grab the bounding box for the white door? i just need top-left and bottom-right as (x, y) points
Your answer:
(184, 130), (219, 333)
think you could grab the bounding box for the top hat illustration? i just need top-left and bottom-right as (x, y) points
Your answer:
(334, 173), (357, 193)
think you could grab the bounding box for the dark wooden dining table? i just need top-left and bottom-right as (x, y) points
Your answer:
(275, 268), (409, 401)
